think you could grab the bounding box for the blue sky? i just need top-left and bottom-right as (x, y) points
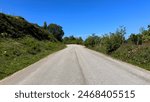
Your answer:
(0, 0), (150, 39)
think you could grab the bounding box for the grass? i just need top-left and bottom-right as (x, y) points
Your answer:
(111, 44), (150, 71)
(0, 36), (66, 80)
(87, 44), (150, 71)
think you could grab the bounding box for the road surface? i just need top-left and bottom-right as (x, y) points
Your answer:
(0, 45), (150, 85)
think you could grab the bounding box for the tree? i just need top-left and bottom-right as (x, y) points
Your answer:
(142, 26), (150, 43)
(63, 36), (83, 44)
(148, 25), (150, 31)
(128, 34), (142, 45)
(84, 27), (126, 53)
(99, 27), (126, 53)
(43, 21), (48, 30)
(47, 24), (64, 41)
(115, 26), (126, 44)
(84, 34), (100, 47)
(78, 37), (83, 44)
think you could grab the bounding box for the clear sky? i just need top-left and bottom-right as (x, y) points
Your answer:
(0, 0), (150, 39)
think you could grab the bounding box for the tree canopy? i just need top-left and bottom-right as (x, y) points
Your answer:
(43, 21), (48, 30)
(47, 24), (64, 41)
(85, 27), (126, 54)
(63, 35), (83, 44)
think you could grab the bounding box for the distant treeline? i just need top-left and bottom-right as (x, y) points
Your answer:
(63, 35), (83, 44)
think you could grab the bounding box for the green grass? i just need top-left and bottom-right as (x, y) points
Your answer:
(0, 36), (66, 80)
(111, 44), (150, 71)
(87, 44), (150, 71)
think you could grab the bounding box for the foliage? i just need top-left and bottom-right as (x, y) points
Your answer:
(0, 37), (66, 79)
(85, 26), (126, 54)
(43, 21), (48, 30)
(112, 44), (150, 70)
(0, 13), (54, 40)
(84, 34), (101, 47)
(84, 26), (150, 70)
(47, 24), (64, 41)
(127, 34), (142, 45)
(142, 30), (150, 43)
(63, 35), (83, 44)
(0, 13), (66, 79)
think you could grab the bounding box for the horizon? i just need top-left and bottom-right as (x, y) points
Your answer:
(0, 0), (150, 39)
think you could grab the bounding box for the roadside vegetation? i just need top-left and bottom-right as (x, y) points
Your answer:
(0, 11), (150, 80)
(0, 13), (66, 79)
(63, 35), (83, 44)
(84, 26), (150, 71)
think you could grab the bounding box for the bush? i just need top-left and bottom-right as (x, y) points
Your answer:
(128, 34), (142, 45)
(84, 26), (150, 70)
(85, 27), (126, 54)
(112, 44), (150, 70)
(84, 34), (101, 47)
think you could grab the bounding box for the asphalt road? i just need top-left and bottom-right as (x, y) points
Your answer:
(0, 45), (150, 85)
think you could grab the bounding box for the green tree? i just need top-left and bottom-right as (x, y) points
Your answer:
(148, 25), (150, 30)
(47, 24), (64, 41)
(128, 34), (142, 45)
(84, 34), (100, 47)
(142, 25), (150, 43)
(63, 36), (83, 44)
(78, 37), (83, 44)
(115, 26), (126, 43)
(84, 26), (126, 54)
(43, 21), (48, 30)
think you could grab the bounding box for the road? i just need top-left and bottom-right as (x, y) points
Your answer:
(0, 45), (150, 85)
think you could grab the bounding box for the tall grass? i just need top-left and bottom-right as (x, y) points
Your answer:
(0, 36), (66, 79)
(111, 44), (150, 70)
